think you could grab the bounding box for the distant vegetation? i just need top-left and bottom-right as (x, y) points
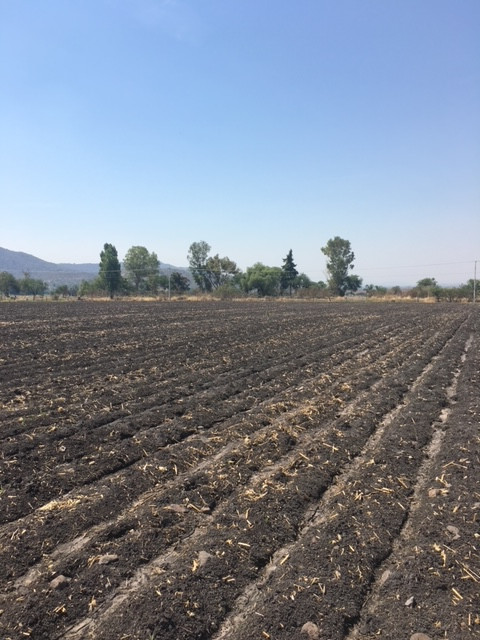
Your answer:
(0, 271), (50, 298)
(0, 239), (476, 302)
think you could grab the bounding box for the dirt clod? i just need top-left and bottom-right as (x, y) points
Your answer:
(50, 575), (71, 590)
(300, 621), (320, 638)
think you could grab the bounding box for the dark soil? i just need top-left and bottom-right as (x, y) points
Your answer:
(0, 300), (478, 640)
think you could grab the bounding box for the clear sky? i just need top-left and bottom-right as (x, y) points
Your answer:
(1, 0), (479, 286)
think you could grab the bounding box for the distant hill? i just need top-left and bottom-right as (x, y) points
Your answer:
(0, 247), (191, 289)
(0, 247), (98, 287)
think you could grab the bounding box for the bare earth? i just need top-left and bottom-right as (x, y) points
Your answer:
(0, 301), (479, 640)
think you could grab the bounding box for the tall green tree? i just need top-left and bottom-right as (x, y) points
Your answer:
(187, 241), (211, 291)
(321, 236), (362, 296)
(124, 246), (160, 293)
(280, 249), (299, 295)
(99, 243), (122, 298)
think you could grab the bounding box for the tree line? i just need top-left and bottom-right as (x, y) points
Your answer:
(106, 238), (360, 297)
(185, 237), (363, 298)
(84, 244), (191, 298)
(0, 238), (476, 301)
(0, 272), (49, 299)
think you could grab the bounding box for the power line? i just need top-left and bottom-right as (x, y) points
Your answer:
(355, 260), (476, 271)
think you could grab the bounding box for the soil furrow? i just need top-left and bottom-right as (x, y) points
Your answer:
(44, 315), (472, 639)
(206, 313), (473, 640)
(346, 328), (480, 640)
(0, 301), (475, 640)
(0, 315), (444, 525)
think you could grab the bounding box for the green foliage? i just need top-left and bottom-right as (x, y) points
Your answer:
(344, 274), (363, 294)
(406, 279), (476, 302)
(124, 246), (160, 293)
(321, 236), (362, 296)
(78, 278), (101, 297)
(170, 271), (190, 293)
(443, 280), (476, 302)
(417, 277), (437, 288)
(187, 242), (239, 291)
(364, 284), (388, 297)
(0, 271), (19, 297)
(297, 281), (330, 299)
(412, 278), (438, 298)
(99, 243), (122, 298)
(18, 273), (47, 298)
(54, 284), (70, 298)
(212, 283), (242, 299)
(156, 275), (170, 290)
(280, 249), (299, 295)
(295, 273), (313, 289)
(241, 263), (282, 296)
(461, 279), (476, 301)
(78, 276), (125, 298)
(187, 241), (211, 291)
(205, 254), (239, 289)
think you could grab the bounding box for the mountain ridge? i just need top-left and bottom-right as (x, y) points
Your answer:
(0, 247), (186, 287)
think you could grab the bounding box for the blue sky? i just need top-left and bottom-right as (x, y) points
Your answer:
(1, 0), (479, 286)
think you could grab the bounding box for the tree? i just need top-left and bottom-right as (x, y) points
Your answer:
(187, 241), (211, 291)
(443, 287), (459, 302)
(187, 242), (239, 291)
(99, 243), (122, 298)
(156, 275), (170, 291)
(417, 277), (437, 288)
(124, 246), (160, 293)
(439, 281), (475, 302)
(78, 279), (96, 298)
(364, 284), (387, 298)
(414, 277), (438, 298)
(0, 271), (19, 297)
(321, 236), (362, 296)
(344, 274), (363, 294)
(295, 273), (313, 289)
(459, 279), (476, 302)
(204, 254), (239, 289)
(241, 263), (282, 296)
(280, 250), (299, 295)
(170, 271), (190, 293)
(18, 273), (47, 298)
(54, 285), (70, 298)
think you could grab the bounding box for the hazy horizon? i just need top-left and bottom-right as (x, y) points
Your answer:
(0, 245), (475, 289)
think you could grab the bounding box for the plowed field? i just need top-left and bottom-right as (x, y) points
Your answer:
(1, 301), (479, 640)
